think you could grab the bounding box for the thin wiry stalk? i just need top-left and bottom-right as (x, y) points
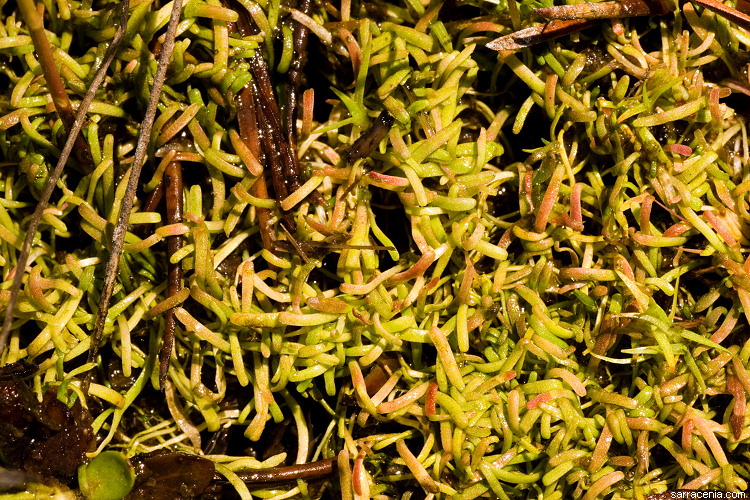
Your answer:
(143, 179), (165, 212)
(84, 0), (183, 391)
(0, 0), (130, 355)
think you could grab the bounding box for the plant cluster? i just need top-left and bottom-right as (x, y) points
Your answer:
(1, 0), (750, 498)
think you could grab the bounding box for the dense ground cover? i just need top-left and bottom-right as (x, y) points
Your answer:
(1, 0), (750, 498)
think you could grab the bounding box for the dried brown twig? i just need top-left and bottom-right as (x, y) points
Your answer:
(487, 19), (597, 50)
(535, 0), (666, 20)
(84, 0), (183, 391)
(487, 0), (750, 51)
(230, 0), (297, 231)
(692, 0), (750, 31)
(487, 0), (667, 50)
(227, 3), (275, 252)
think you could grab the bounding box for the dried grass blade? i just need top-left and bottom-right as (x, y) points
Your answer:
(535, 0), (666, 20)
(487, 20), (596, 51)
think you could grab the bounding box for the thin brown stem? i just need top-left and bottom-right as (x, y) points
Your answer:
(249, 57), (298, 214)
(280, 224), (310, 263)
(288, 0), (326, 207)
(693, 0), (750, 32)
(253, 81), (292, 227)
(229, 9), (274, 252)
(236, 86), (274, 251)
(0, 0), (129, 355)
(252, 175), (275, 249)
(160, 158), (183, 388)
(223, 458), (337, 485)
(286, 0), (311, 195)
(17, 0), (94, 173)
(134, 179), (165, 238)
(143, 181), (165, 214)
(84, 0), (183, 392)
(233, 0), (319, 227)
(287, 0), (311, 151)
(493, 0), (668, 51)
